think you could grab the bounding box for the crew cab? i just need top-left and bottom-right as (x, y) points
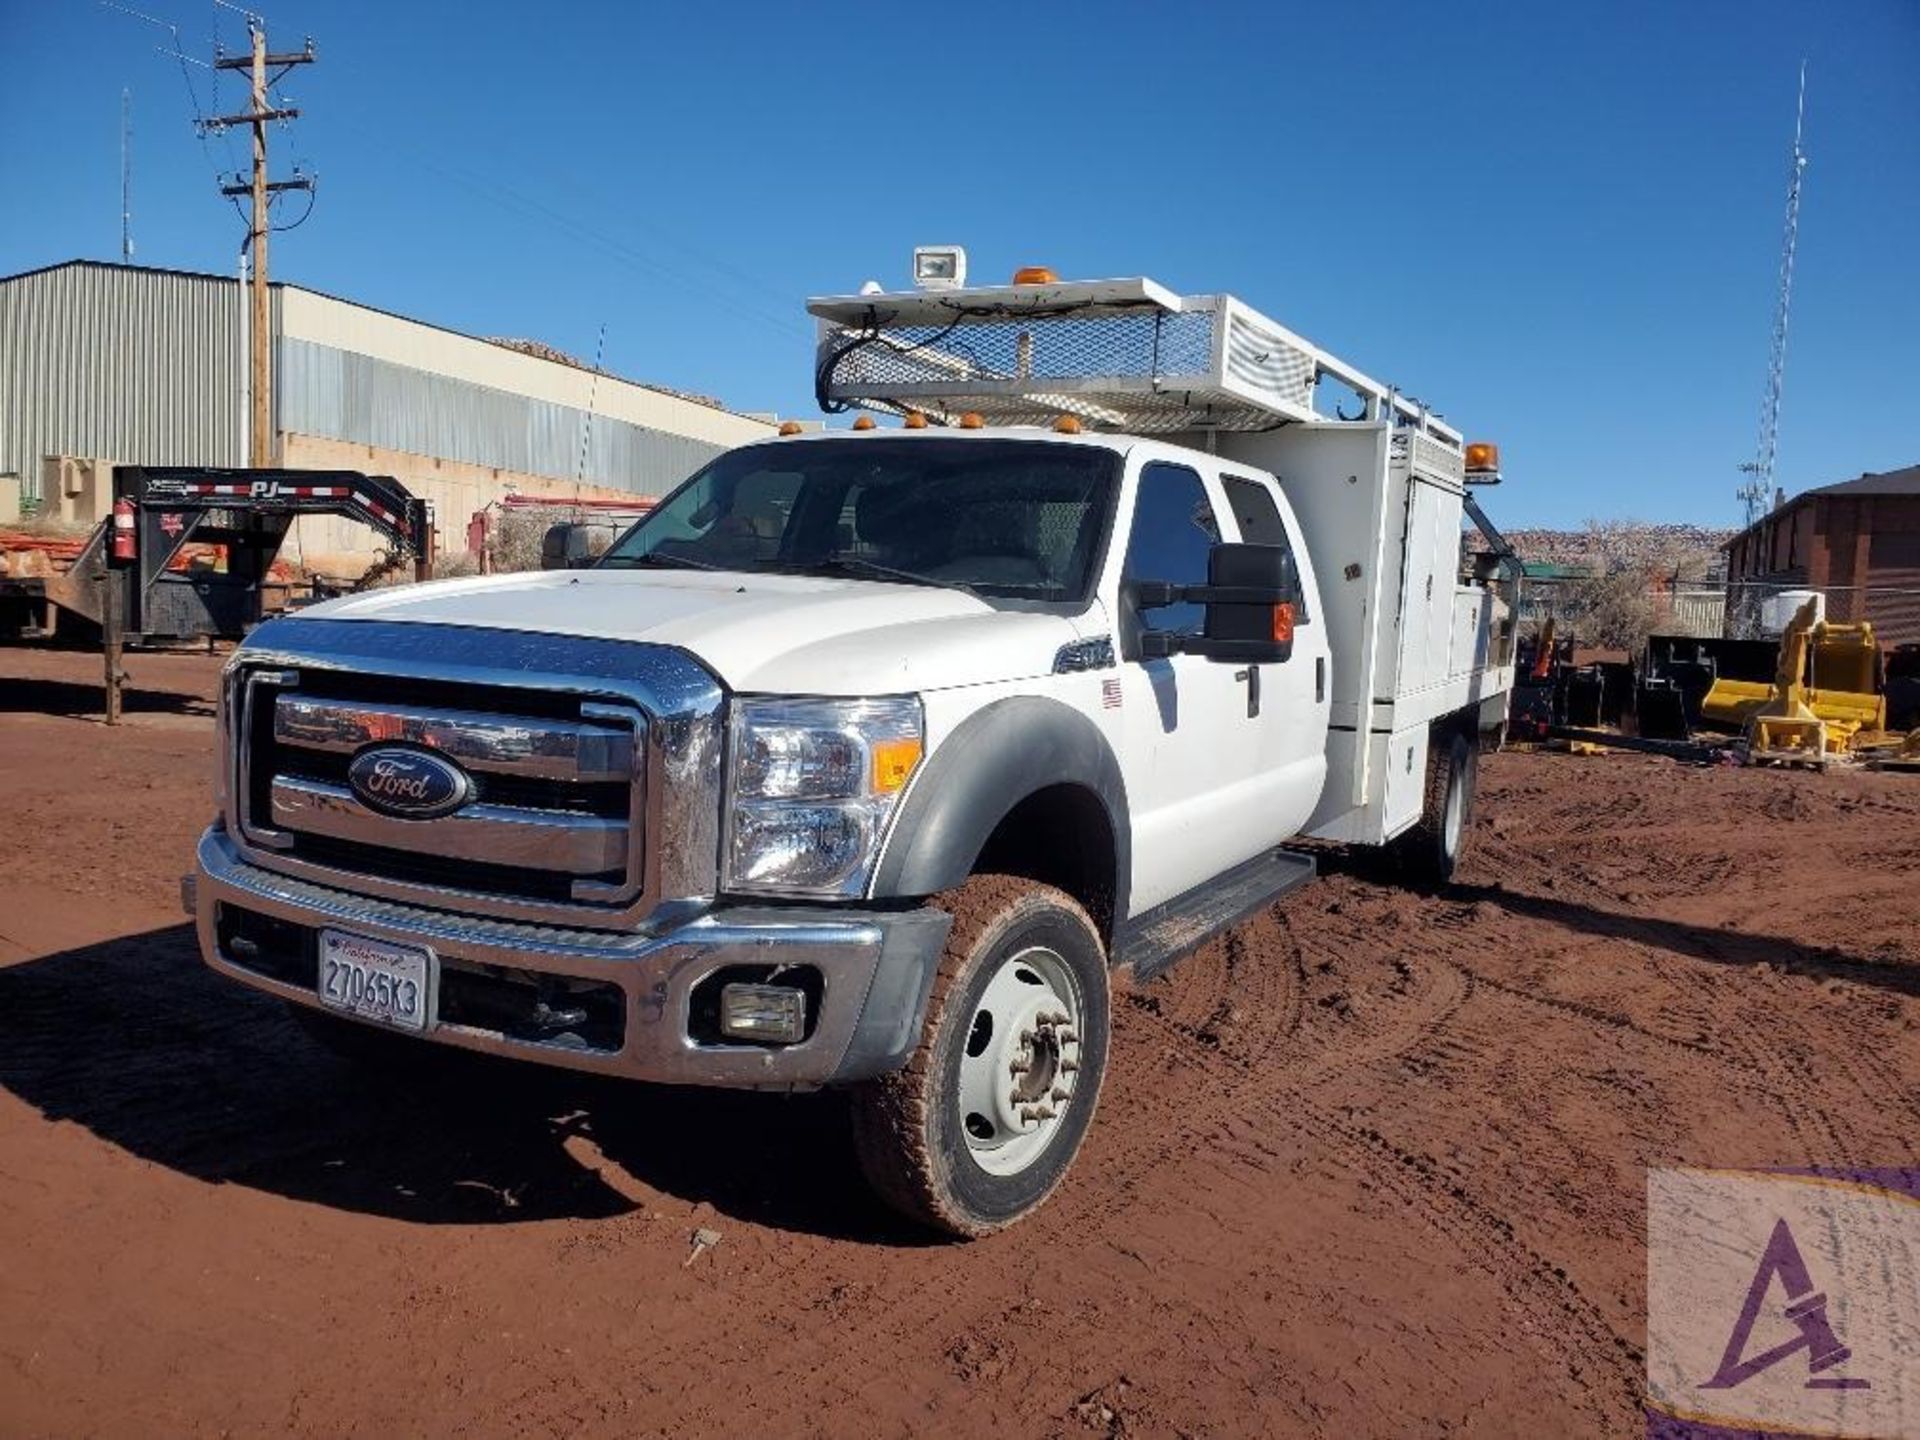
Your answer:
(190, 268), (1516, 1235)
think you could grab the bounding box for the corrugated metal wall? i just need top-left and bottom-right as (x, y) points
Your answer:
(0, 263), (249, 502)
(2, 262), (740, 507)
(278, 338), (728, 493)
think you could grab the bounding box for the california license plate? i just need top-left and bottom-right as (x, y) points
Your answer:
(317, 929), (433, 1033)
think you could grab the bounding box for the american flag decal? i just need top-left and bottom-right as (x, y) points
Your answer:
(1101, 679), (1122, 709)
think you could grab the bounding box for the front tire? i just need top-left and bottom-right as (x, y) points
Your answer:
(849, 875), (1111, 1238)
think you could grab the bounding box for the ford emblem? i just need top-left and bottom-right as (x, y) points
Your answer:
(347, 746), (473, 819)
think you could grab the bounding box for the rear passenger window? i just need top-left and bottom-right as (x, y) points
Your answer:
(1221, 474), (1309, 621)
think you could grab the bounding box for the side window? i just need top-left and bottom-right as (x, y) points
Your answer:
(1221, 474), (1309, 621)
(1124, 462), (1220, 635)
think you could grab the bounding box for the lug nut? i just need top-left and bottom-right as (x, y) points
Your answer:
(1035, 1105), (1056, 1120)
(1051, 1086), (1070, 1102)
(1060, 1059), (1079, 1073)
(1009, 1058), (1030, 1075)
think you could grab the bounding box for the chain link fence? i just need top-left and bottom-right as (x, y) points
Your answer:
(1518, 576), (1920, 649)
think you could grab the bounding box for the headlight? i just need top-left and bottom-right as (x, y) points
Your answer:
(724, 696), (924, 898)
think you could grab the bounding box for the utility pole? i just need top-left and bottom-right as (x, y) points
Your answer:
(207, 19), (314, 468)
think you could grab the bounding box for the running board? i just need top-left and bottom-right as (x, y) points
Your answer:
(1113, 848), (1317, 981)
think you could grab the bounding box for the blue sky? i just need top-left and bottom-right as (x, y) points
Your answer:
(2, 0), (1916, 528)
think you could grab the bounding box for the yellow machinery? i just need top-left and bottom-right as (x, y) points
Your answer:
(1736, 598), (1886, 761)
(1700, 601), (1887, 746)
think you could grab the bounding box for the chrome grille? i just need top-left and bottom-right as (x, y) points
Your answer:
(219, 618), (728, 931)
(237, 674), (645, 912)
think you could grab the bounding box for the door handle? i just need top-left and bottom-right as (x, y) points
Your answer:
(1233, 665), (1261, 719)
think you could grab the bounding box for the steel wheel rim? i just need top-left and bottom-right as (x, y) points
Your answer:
(955, 944), (1084, 1177)
(1443, 753), (1465, 856)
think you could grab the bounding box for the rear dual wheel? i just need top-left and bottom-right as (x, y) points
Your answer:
(1394, 727), (1479, 883)
(850, 876), (1111, 1238)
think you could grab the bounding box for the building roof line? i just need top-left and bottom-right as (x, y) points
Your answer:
(1722, 462), (1920, 548)
(0, 258), (770, 425)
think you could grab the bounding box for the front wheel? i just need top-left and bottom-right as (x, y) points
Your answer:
(849, 875), (1111, 1238)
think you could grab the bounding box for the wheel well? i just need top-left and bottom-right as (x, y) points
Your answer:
(971, 784), (1118, 940)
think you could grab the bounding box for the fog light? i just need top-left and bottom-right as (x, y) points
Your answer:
(719, 982), (808, 1044)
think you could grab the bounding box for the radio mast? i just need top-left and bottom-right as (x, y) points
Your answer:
(1737, 62), (1809, 529)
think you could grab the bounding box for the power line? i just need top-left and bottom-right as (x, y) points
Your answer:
(423, 161), (813, 346)
(99, 0), (250, 228)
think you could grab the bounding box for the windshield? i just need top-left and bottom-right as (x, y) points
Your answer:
(599, 438), (1119, 602)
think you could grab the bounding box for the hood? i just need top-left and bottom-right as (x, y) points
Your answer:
(294, 568), (1089, 693)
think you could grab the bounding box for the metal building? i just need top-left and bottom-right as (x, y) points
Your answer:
(0, 259), (776, 524)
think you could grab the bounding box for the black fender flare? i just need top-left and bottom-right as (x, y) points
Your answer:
(871, 695), (1131, 924)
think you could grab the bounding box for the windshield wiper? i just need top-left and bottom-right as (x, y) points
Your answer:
(600, 550), (724, 571)
(782, 556), (977, 594)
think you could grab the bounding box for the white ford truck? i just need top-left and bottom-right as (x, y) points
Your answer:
(191, 263), (1518, 1235)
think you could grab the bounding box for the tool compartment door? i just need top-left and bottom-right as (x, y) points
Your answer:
(1392, 477), (1461, 698)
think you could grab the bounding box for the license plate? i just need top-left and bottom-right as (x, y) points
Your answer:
(317, 930), (434, 1033)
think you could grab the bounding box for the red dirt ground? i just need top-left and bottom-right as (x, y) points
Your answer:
(1, 644), (1916, 1437)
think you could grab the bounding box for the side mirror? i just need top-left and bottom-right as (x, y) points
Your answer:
(1135, 541), (1300, 664)
(541, 521), (616, 570)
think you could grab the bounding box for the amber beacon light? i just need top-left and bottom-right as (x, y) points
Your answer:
(1464, 441), (1501, 475)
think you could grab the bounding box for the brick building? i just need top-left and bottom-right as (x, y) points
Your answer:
(1724, 464), (1920, 646)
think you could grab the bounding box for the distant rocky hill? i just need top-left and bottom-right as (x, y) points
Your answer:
(1474, 522), (1735, 579)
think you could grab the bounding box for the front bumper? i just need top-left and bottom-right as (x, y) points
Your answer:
(192, 825), (951, 1090)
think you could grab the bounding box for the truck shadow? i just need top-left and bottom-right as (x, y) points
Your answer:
(1444, 882), (1920, 1000)
(0, 924), (931, 1245)
(0, 676), (214, 719)
(1315, 848), (1917, 1001)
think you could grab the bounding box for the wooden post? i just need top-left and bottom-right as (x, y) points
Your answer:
(414, 516), (435, 586)
(101, 572), (124, 726)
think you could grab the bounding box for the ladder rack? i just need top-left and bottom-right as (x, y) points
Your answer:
(808, 277), (1462, 446)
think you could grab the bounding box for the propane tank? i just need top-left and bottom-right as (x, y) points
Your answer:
(110, 497), (137, 564)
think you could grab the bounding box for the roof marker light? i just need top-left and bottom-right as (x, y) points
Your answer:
(1052, 414), (1083, 434)
(1464, 441), (1501, 474)
(903, 411), (928, 429)
(778, 420), (804, 436)
(852, 415), (877, 431)
(958, 412), (986, 429)
(1011, 266), (1058, 286)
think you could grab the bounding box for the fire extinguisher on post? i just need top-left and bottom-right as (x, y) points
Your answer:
(109, 497), (138, 565)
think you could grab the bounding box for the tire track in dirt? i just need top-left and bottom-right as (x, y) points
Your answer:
(669, 917), (1318, 1428)
(1105, 923), (1635, 1430)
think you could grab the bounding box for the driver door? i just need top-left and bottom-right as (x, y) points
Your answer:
(1114, 460), (1279, 914)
